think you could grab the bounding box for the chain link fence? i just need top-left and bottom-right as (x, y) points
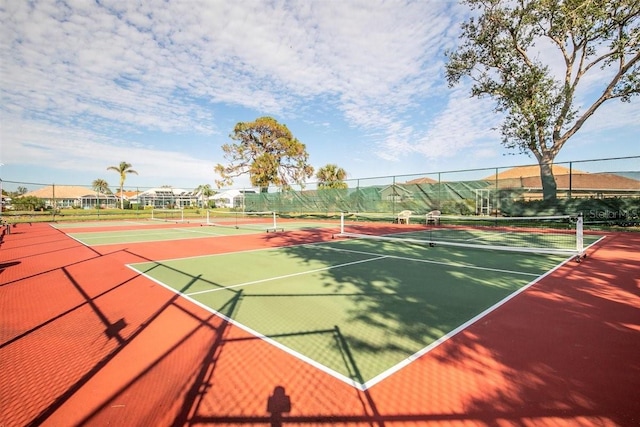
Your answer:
(2, 156), (639, 226)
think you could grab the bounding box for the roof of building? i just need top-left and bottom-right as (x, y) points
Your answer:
(510, 172), (640, 190)
(380, 184), (413, 194)
(138, 187), (195, 196)
(405, 176), (438, 185)
(114, 190), (140, 200)
(404, 165), (640, 191)
(481, 165), (639, 190)
(482, 165), (582, 180)
(21, 185), (107, 199)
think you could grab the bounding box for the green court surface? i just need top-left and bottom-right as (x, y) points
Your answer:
(128, 237), (573, 388)
(68, 221), (339, 245)
(68, 225), (259, 245)
(52, 220), (160, 229)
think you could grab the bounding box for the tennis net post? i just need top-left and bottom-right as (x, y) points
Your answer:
(264, 211), (282, 232)
(206, 210), (284, 232)
(576, 213), (584, 258)
(151, 208), (185, 222)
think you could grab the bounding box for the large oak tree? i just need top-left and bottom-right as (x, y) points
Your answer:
(446, 0), (639, 201)
(215, 116), (314, 192)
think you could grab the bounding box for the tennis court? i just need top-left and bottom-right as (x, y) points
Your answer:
(3, 214), (638, 427)
(129, 236), (577, 388)
(64, 211), (339, 245)
(67, 224), (258, 244)
(66, 213), (599, 389)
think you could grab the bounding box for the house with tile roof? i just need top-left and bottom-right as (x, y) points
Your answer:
(21, 185), (117, 209)
(483, 165), (640, 200)
(19, 185), (216, 210)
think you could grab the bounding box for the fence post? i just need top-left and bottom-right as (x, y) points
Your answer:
(495, 167), (499, 216)
(392, 175), (396, 215)
(437, 173), (441, 211)
(569, 162), (573, 199)
(52, 183), (56, 221)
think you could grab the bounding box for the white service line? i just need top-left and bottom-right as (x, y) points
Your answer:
(319, 245), (540, 277)
(185, 255), (388, 296)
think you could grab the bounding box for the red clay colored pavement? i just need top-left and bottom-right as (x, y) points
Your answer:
(1, 223), (638, 426)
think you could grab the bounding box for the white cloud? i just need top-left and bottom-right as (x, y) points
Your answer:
(414, 86), (502, 157)
(0, 119), (216, 185)
(1, 0), (637, 189)
(1, 0), (462, 154)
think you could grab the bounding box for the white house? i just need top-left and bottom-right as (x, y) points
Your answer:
(138, 187), (199, 208)
(21, 185), (117, 209)
(212, 189), (258, 208)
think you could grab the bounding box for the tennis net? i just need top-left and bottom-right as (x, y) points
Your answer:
(205, 210), (284, 232)
(151, 208), (186, 222)
(337, 212), (586, 259)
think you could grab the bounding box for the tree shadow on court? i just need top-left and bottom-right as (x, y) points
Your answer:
(251, 227), (640, 426)
(434, 231), (640, 426)
(263, 233), (543, 371)
(0, 260), (20, 274)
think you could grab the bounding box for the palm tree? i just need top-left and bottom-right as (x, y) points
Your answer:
(91, 178), (111, 208)
(194, 184), (215, 208)
(92, 179), (110, 194)
(107, 161), (138, 209)
(316, 164), (348, 189)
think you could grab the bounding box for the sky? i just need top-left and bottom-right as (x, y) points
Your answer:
(1, 0), (639, 193)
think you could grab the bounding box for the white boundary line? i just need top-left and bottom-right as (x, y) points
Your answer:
(52, 220), (156, 229)
(127, 264), (364, 389)
(70, 226), (237, 245)
(185, 255), (388, 296)
(127, 237), (354, 265)
(361, 235), (606, 389)
(362, 252), (577, 388)
(318, 245), (540, 277)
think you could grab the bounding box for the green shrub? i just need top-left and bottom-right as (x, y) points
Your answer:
(440, 200), (474, 215)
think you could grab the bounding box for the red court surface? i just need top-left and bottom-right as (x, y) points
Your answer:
(1, 222), (639, 426)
